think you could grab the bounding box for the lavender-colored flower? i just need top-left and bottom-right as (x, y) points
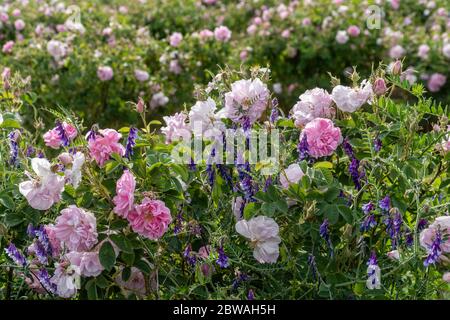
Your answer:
(373, 137), (382, 152)
(319, 219), (333, 255)
(55, 120), (69, 147)
(367, 251), (380, 288)
(342, 138), (354, 158)
(124, 127), (138, 159)
(270, 98), (279, 124)
(216, 246), (229, 268)
(367, 251), (378, 266)
(37, 268), (56, 294)
(405, 232), (414, 247)
(247, 289), (255, 300)
(384, 210), (403, 248)
(339, 190), (353, 207)
(308, 254), (319, 281)
(37, 151), (45, 158)
(183, 245), (196, 266)
(360, 214), (377, 232)
(424, 230), (442, 267)
(188, 157), (196, 171)
(418, 218), (428, 232)
(349, 158), (362, 190)
(264, 176), (273, 192)
(379, 196), (391, 212)
(86, 129), (96, 142)
(5, 243), (27, 267)
(232, 272), (249, 290)
(26, 145), (35, 157)
(297, 134), (309, 161)
(28, 224), (52, 257)
(8, 131), (19, 166)
(237, 161), (255, 201)
(362, 202), (375, 214)
(33, 241), (49, 265)
(217, 164), (233, 189)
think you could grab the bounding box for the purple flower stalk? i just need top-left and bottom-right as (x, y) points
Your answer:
(5, 243), (27, 267)
(183, 245), (196, 266)
(124, 127), (138, 159)
(26, 145), (35, 157)
(379, 196), (391, 212)
(418, 219), (428, 232)
(367, 251), (378, 266)
(37, 268), (56, 294)
(174, 213), (183, 235)
(217, 164), (233, 189)
(86, 129), (96, 142)
(373, 137), (382, 152)
(188, 157), (196, 171)
(8, 131), (19, 166)
(308, 254), (319, 281)
(342, 138), (355, 158)
(247, 289), (255, 300)
(270, 98), (279, 124)
(360, 214), (377, 232)
(297, 134), (309, 161)
(216, 246), (229, 268)
(319, 219), (333, 255)
(424, 231), (442, 267)
(55, 120), (69, 147)
(349, 158), (362, 190)
(232, 273), (249, 290)
(263, 176), (273, 192)
(362, 202), (375, 214)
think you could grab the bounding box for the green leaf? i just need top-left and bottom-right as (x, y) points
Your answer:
(110, 234), (133, 253)
(134, 259), (152, 274)
(337, 205), (353, 224)
(0, 194), (15, 210)
(4, 213), (24, 227)
(120, 251), (135, 266)
(86, 279), (98, 300)
(243, 202), (257, 220)
(104, 160), (121, 175)
(324, 206), (339, 225)
(0, 118), (21, 129)
(99, 241), (116, 271)
(122, 267), (131, 281)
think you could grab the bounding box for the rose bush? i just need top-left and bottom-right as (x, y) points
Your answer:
(1, 61), (450, 300)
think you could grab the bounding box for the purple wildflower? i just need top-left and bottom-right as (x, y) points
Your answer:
(217, 164), (233, 189)
(360, 214), (377, 232)
(124, 127), (138, 159)
(188, 157), (196, 171)
(362, 202), (375, 214)
(55, 120), (69, 147)
(86, 129), (97, 142)
(418, 219), (428, 232)
(26, 146), (35, 157)
(174, 213), (183, 235)
(342, 138), (355, 158)
(216, 246), (229, 268)
(8, 131), (19, 166)
(367, 251), (378, 266)
(270, 98), (279, 124)
(379, 196), (391, 212)
(349, 158), (362, 190)
(308, 254), (319, 281)
(183, 245), (196, 266)
(232, 272), (249, 290)
(5, 243), (27, 267)
(297, 134), (309, 161)
(263, 176), (273, 192)
(424, 230), (442, 267)
(247, 289), (255, 300)
(373, 137), (382, 152)
(405, 232), (414, 247)
(37, 268), (56, 294)
(319, 219), (333, 255)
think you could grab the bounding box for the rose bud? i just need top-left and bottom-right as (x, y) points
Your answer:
(373, 78), (388, 95)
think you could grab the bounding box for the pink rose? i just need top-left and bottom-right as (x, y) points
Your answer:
(2, 41), (14, 54)
(300, 118), (342, 158)
(43, 128), (63, 149)
(53, 205), (98, 252)
(88, 129), (125, 167)
(113, 170), (136, 219)
(214, 26), (232, 42)
(134, 69), (149, 82)
(127, 198), (172, 240)
(66, 251), (104, 277)
(169, 32), (183, 47)
(97, 66), (113, 81)
(161, 112), (191, 144)
(291, 88), (334, 127)
(14, 19), (25, 31)
(427, 73), (447, 92)
(347, 25), (360, 37)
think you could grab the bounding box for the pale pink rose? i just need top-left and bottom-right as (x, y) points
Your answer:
(443, 44), (450, 59)
(44, 224), (62, 256)
(300, 118), (342, 158)
(247, 24), (257, 35)
(390, 0), (400, 10)
(161, 112), (191, 144)
(427, 73), (447, 92)
(113, 170), (136, 219)
(214, 26), (232, 42)
(373, 78), (388, 96)
(347, 25), (360, 37)
(14, 19), (25, 31)
(53, 205), (98, 252)
(443, 272), (450, 283)
(336, 30), (349, 44)
(19, 158), (65, 211)
(199, 29), (214, 40)
(169, 59), (182, 74)
(43, 128), (62, 149)
(51, 262), (80, 298)
(198, 246), (212, 259)
(420, 216), (450, 254)
(127, 198), (172, 240)
(281, 29), (290, 38)
(2, 41), (14, 54)
(0, 12), (8, 22)
(47, 40), (67, 60)
(134, 69), (149, 82)
(56, 24), (66, 33)
(240, 50), (248, 60)
(302, 18), (312, 26)
(66, 251), (104, 277)
(88, 129), (125, 167)
(389, 45), (405, 59)
(115, 267), (146, 297)
(280, 163), (304, 189)
(291, 88), (334, 127)
(58, 152), (73, 165)
(235, 216), (281, 264)
(417, 44), (430, 59)
(224, 78), (269, 124)
(331, 80), (373, 113)
(169, 32), (183, 47)
(97, 66), (113, 81)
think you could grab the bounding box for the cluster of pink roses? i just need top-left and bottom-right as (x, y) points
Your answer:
(87, 128), (125, 166)
(113, 170), (172, 240)
(43, 121), (78, 149)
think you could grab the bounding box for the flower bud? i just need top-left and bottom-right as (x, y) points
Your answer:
(136, 97), (145, 113)
(373, 78), (388, 95)
(391, 60), (402, 75)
